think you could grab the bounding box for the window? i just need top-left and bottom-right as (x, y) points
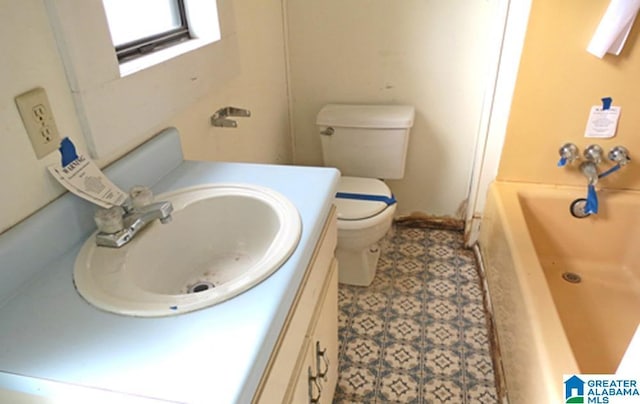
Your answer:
(44, 0), (226, 158)
(102, 0), (191, 62)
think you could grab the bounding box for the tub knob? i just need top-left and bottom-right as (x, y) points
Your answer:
(608, 145), (631, 166)
(583, 144), (604, 165)
(558, 143), (579, 166)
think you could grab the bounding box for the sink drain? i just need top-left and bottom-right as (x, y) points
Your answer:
(562, 272), (582, 284)
(188, 281), (216, 293)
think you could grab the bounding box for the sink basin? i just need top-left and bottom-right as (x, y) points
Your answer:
(74, 184), (301, 317)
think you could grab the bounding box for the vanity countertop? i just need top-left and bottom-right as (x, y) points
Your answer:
(0, 129), (340, 403)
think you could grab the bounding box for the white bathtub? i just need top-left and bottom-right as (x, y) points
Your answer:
(479, 181), (640, 403)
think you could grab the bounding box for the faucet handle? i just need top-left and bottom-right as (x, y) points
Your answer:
(94, 206), (125, 234)
(583, 144), (604, 165)
(608, 145), (631, 166)
(129, 185), (154, 209)
(558, 143), (579, 166)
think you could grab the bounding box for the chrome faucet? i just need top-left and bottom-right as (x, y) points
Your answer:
(94, 187), (173, 248)
(579, 161), (599, 185)
(579, 144), (603, 185)
(559, 143), (630, 217)
(210, 106), (251, 127)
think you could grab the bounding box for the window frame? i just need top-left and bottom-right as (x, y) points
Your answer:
(110, 0), (191, 62)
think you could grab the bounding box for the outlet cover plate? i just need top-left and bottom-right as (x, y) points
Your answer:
(15, 87), (61, 159)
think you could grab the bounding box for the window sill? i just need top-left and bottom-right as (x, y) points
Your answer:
(119, 37), (216, 77)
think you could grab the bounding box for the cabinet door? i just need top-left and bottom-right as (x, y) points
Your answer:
(311, 259), (339, 404)
(288, 337), (317, 404)
(289, 259), (338, 404)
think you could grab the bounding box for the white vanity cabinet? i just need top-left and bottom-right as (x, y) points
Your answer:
(289, 261), (338, 404)
(253, 208), (338, 404)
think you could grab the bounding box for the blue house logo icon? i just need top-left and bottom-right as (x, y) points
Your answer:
(565, 375), (585, 403)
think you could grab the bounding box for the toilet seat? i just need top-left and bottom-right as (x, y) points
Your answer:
(335, 176), (393, 220)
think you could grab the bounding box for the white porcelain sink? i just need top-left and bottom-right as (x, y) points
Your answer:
(74, 184), (301, 317)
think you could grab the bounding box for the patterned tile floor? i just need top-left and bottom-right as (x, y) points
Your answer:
(333, 226), (498, 403)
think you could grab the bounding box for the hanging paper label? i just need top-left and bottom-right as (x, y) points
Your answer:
(47, 138), (128, 208)
(584, 105), (621, 138)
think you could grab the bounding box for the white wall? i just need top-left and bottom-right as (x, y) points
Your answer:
(174, 1), (292, 164)
(2, 0), (503, 233)
(0, 0), (88, 233)
(286, 0), (499, 218)
(0, 0), (291, 233)
(464, 0), (532, 245)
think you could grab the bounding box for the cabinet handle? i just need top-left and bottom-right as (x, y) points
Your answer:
(308, 366), (322, 403)
(315, 341), (330, 380)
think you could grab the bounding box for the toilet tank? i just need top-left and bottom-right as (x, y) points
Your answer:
(316, 104), (415, 179)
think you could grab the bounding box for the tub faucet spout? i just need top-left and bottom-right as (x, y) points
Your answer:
(580, 161), (599, 186)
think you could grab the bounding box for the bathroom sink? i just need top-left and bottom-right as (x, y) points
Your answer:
(74, 184), (301, 317)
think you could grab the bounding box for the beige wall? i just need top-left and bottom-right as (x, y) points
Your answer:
(499, 0), (640, 190)
(0, 0), (291, 233)
(285, 0), (499, 218)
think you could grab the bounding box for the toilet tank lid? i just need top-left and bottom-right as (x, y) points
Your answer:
(316, 104), (415, 129)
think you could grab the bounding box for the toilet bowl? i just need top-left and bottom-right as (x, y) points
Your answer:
(316, 104), (415, 286)
(335, 176), (396, 285)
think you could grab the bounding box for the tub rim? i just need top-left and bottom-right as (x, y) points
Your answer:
(482, 181), (582, 402)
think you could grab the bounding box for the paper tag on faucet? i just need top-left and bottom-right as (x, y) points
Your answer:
(584, 105), (621, 138)
(47, 138), (128, 208)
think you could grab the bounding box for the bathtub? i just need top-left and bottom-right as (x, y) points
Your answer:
(479, 181), (640, 404)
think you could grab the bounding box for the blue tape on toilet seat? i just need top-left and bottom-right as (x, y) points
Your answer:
(335, 192), (397, 206)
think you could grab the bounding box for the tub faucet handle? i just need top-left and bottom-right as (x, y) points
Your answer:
(583, 144), (604, 165)
(558, 143), (579, 166)
(608, 145), (630, 166)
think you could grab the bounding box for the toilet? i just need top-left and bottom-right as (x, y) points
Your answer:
(316, 104), (415, 286)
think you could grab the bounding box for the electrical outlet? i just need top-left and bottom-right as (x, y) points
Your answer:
(15, 87), (62, 159)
